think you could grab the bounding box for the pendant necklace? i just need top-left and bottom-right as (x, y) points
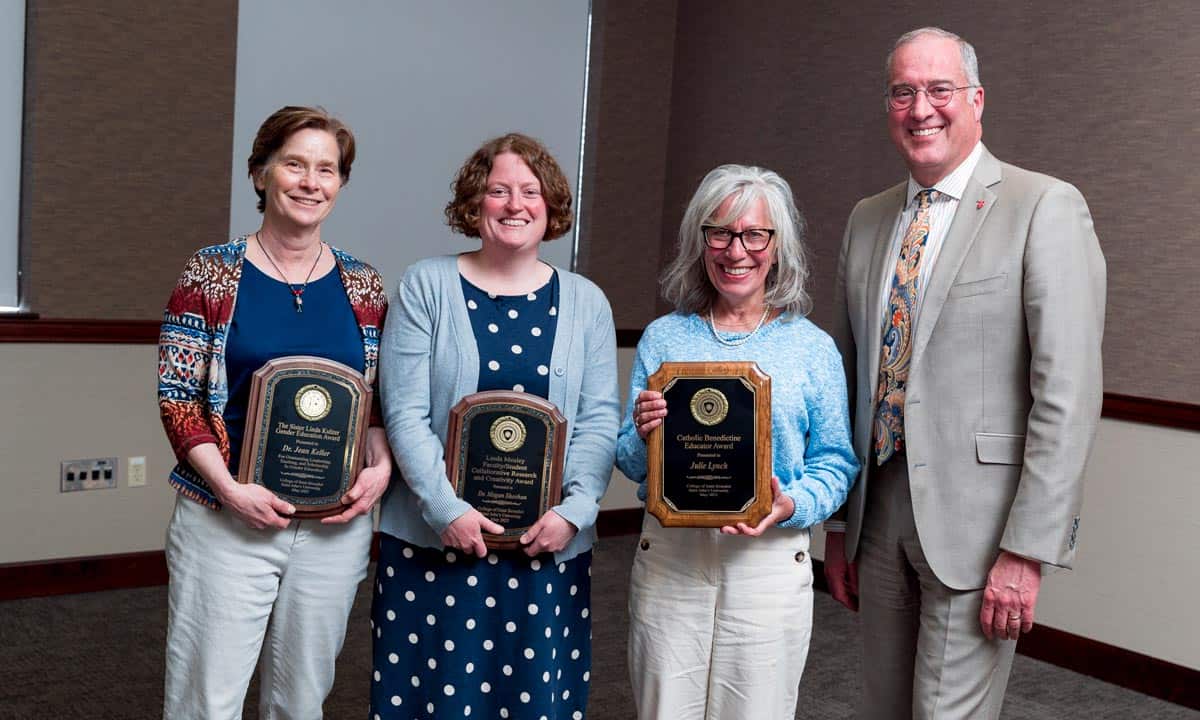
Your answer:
(256, 232), (323, 313)
(708, 304), (771, 347)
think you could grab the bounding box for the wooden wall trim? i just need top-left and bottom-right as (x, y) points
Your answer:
(807, 558), (1198, 710)
(0, 550), (168, 600)
(0, 318), (159, 343)
(1, 322), (1197, 431)
(2, 517), (1195, 710)
(1016, 621), (1199, 709)
(1101, 392), (1200, 432)
(616, 328), (1200, 432)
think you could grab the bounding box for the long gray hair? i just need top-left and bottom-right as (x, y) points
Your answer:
(660, 164), (811, 316)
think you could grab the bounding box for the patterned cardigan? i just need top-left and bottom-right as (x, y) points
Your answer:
(157, 237), (387, 509)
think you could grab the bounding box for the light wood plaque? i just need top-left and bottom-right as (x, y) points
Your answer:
(646, 361), (772, 528)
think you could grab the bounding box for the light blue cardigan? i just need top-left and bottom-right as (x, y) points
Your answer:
(378, 254), (619, 563)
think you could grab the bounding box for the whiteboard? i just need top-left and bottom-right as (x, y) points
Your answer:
(229, 1), (591, 286)
(0, 0), (25, 311)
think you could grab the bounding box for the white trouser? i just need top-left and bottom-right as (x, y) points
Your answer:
(628, 514), (814, 720)
(162, 496), (372, 720)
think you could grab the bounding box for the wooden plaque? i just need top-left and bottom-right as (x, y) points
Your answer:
(445, 391), (567, 550)
(237, 356), (372, 518)
(646, 361), (772, 528)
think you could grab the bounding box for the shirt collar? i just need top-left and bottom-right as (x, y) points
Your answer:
(904, 141), (984, 207)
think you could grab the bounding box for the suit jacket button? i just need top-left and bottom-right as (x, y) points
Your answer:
(794, 551), (806, 563)
(640, 539), (650, 550)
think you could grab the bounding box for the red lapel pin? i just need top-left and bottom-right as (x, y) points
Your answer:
(976, 200), (985, 210)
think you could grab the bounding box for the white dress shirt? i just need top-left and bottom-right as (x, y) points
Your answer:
(875, 141), (985, 333)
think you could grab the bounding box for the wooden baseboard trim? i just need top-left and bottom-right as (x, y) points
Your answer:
(0, 508), (644, 602)
(0, 550), (167, 601)
(597, 506), (644, 537)
(1018, 622), (1199, 709)
(809, 558), (1198, 710)
(1, 533), (1195, 708)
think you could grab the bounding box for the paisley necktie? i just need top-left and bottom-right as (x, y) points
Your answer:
(873, 189), (938, 465)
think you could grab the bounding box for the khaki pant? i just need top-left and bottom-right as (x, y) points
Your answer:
(857, 459), (1017, 720)
(162, 496), (372, 719)
(628, 514), (814, 720)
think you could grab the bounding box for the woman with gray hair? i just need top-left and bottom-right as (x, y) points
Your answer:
(615, 164), (858, 719)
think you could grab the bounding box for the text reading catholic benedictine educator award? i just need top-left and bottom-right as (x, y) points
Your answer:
(646, 361), (772, 527)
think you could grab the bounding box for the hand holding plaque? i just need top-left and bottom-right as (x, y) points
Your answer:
(445, 391), (567, 550)
(237, 356), (372, 518)
(646, 361), (772, 528)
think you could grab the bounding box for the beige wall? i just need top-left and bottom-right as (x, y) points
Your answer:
(0, 344), (641, 565)
(0, 344), (177, 563)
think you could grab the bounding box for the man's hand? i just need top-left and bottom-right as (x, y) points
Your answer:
(823, 530), (859, 611)
(980, 550), (1041, 640)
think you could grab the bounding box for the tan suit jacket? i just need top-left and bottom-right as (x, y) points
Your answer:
(830, 146), (1106, 590)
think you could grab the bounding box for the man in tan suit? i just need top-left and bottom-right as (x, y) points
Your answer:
(824, 27), (1106, 719)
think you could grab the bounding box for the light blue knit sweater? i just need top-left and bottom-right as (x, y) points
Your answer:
(615, 312), (858, 529)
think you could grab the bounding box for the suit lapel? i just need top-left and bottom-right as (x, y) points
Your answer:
(863, 184), (908, 391)
(911, 149), (1003, 368)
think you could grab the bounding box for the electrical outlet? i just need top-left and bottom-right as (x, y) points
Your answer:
(128, 456), (147, 487)
(60, 457), (119, 492)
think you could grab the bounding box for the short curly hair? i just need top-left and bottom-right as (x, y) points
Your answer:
(445, 133), (573, 241)
(247, 106), (355, 213)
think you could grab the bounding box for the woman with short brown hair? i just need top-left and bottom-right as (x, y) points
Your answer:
(369, 132), (618, 719)
(158, 105), (389, 718)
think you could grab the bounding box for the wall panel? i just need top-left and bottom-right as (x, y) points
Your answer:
(24, 0), (238, 319)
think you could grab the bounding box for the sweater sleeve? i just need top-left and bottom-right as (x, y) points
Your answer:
(614, 330), (657, 501)
(552, 289), (620, 532)
(157, 252), (225, 462)
(777, 335), (859, 529)
(379, 268), (472, 534)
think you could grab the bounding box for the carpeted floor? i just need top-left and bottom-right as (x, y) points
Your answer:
(1, 533), (1195, 719)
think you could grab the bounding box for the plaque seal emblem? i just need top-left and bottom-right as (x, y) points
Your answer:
(690, 387), (729, 426)
(294, 383), (333, 422)
(489, 415), (527, 452)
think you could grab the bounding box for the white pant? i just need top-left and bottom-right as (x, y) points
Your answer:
(162, 496), (372, 720)
(628, 514), (814, 720)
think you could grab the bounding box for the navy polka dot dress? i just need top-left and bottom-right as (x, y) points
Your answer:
(370, 271), (593, 720)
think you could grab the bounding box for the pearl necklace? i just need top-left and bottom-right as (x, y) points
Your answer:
(707, 305), (771, 347)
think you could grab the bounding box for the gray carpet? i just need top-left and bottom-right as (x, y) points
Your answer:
(0, 534), (1194, 719)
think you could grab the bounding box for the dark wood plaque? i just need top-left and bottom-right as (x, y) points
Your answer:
(237, 356), (372, 518)
(445, 391), (567, 550)
(646, 361), (772, 527)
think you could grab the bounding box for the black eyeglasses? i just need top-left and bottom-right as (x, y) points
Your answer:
(701, 226), (775, 252)
(886, 84), (977, 111)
